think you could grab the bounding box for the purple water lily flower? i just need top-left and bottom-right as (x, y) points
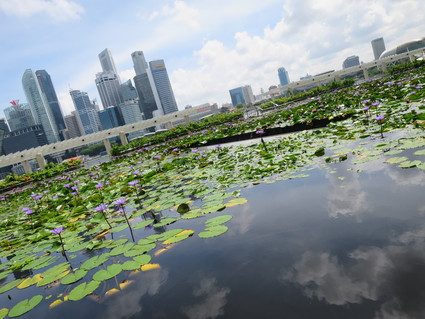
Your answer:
(22, 207), (34, 215)
(51, 226), (64, 235)
(129, 181), (139, 187)
(172, 148), (179, 152)
(375, 115), (385, 122)
(113, 198), (127, 206)
(256, 129), (265, 135)
(95, 182), (104, 189)
(30, 194), (42, 201)
(372, 101), (380, 106)
(192, 149), (199, 153)
(153, 155), (161, 160)
(362, 106), (371, 111)
(94, 204), (107, 213)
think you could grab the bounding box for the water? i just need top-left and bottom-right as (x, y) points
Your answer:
(16, 151), (425, 319)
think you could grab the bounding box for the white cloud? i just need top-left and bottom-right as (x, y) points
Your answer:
(0, 0), (84, 22)
(146, 0), (200, 29)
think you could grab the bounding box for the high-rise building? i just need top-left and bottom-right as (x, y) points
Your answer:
(131, 51), (161, 119)
(342, 55), (360, 69)
(35, 70), (66, 140)
(119, 101), (145, 140)
(4, 101), (35, 131)
(70, 90), (100, 135)
(99, 106), (124, 130)
(22, 69), (59, 144)
(278, 67), (290, 86)
(3, 125), (48, 155)
(149, 60), (178, 114)
(95, 72), (123, 108)
(98, 48), (119, 76)
(371, 37), (386, 60)
(120, 80), (138, 102)
(0, 118), (9, 135)
(63, 111), (82, 139)
(229, 85), (255, 106)
(96, 49), (123, 109)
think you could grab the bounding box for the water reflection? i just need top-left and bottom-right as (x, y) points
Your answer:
(282, 222), (425, 318)
(183, 277), (231, 319)
(103, 267), (169, 319)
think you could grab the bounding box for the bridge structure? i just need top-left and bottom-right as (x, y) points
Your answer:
(0, 105), (204, 173)
(268, 47), (425, 96)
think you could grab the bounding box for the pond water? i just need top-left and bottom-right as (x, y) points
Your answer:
(6, 140), (424, 319)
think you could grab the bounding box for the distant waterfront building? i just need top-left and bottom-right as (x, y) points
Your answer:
(229, 85), (255, 106)
(300, 74), (313, 80)
(342, 55), (360, 69)
(69, 90), (100, 135)
(98, 48), (119, 76)
(35, 70), (66, 140)
(278, 67), (290, 86)
(371, 37), (386, 60)
(63, 111), (82, 139)
(380, 37), (425, 59)
(120, 80), (138, 102)
(131, 51), (162, 120)
(119, 101), (145, 139)
(149, 60), (178, 114)
(3, 124), (48, 155)
(22, 69), (59, 144)
(99, 106), (124, 130)
(95, 72), (124, 108)
(4, 101), (35, 131)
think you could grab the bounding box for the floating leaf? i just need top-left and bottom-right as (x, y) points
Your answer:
(163, 230), (195, 244)
(0, 279), (23, 294)
(92, 264), (122, 282)
(0, 308), (8, 319)
(133, 255), (152, 265)
(111, 224), (128, 233)
(181, 209), (203, 219)
(105, 288), (120, 297)
(385, 156), (408, 164)
(121, 261), (142, 271)
(61, 269), (88, 285)
(414, 149), (425, 156)
(81, 254), (109, 271)
(110, 243), (135, 256)
(68, 281), (101, 301)
(124, 243), (156, 257)
(119, 279), (134, 290)
(177, 203), (190, 214)
(49, 299), (63, 309)
(198, 225), (228, 238)
(17, 274), (42, 289)
(399, 160), (422, 168)
(132, 220), (154, 230)
(153, 217), (178, 227)
(8, 295), (43, 317)
(205, 215), (233, 226)
(37, 262), (70, 287)
(225, 198), (248, 207)
(22, 255), (58, 271)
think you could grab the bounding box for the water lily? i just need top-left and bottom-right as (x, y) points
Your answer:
(95, 182), (104, 189)
(51, 226), (64, 235)
(256, 129), (265, 135)
(22, 207), (34, 215)
(95, 204), (111, 228)
(375, 115), (386, 138)
(128, 180), (139, 187)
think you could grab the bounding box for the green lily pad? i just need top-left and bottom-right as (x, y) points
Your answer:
(124, 243), (156, 257)
(132, 219), (154, 230)
(22, 255), (59, 271)
(61, 269), (88, 285)
(109, 243), (135, 256)
(121, 255), (152, 270)
(399, 160), (422, 168)
(153, 217), (178, 227)
(111, 224), (128, 233)
(8, 295), (43, 317)
(177, 203), (190, 214)
(92, 264), (122, 282)
(68, 281), (101, 301)
(0, 279), (23, 294)
(163, 230), (195, 244)
(414, 149), (425, 156)
(81, 254), (110, 271)
(133, 255), (152, 265)
(37, 262), (70, 287)
(0, 308), (7, 319)
(385, 156), (408, 164)
(205, 215), (233, 226)
(198, 225), (229, 238)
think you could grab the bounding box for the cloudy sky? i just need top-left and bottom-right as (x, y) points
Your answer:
(0, 0), (423, 117)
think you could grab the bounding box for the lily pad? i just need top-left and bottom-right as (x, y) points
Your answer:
(124, 243), (156, 257)
(205, 215), (233, 226)
(17, 274), (42, 289)
(92, 264), (122, 282)
(109, 243), (135, 256)
(225, 198), (248, 207)
(198, 225), (229, 238)
(385, 156), (408, 164)
(61, 269), (88, 285)
(132, 219), (154, 230)
(153, 217), (178, 227)
(37, 262), (70, 287)
(22, 255), (59, 271)
(0, 279), (23, 294)
(399, 160), (422, 168)
(68, 281), (101, 301)
(163, 230), (195, 244)
(0, 308), (7, 319)
(414, 149), (425, 156)
(81, 254), (110, 271)
(8, 295), (43, 317)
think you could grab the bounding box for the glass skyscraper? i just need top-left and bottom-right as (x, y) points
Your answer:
(278, 67), (290, 86)
(99, 106), (124, 130)
(149, 60), (178, 114)
(22, 69), (59, 144)
(4, 102), (35, 131)
(371, 37), (386, 60)
(229, 85), (254, 106)
(35, 70), (66, 140)
(96, 49), (123, 109)
(69, 90), (100, 135)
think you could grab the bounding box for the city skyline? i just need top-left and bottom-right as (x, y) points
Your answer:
(0, 0), (424, 119)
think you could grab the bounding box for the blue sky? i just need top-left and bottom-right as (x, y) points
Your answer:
(0, 0), (423, 118)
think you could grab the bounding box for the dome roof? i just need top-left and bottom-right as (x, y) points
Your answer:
(379, 37), (425, 59)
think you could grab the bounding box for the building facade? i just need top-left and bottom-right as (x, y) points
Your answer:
(278, 67), (290, 86)
(22, 69), (59, 144)
(120, 80), (138, 102)
(99, 106), (124, 130)
(2, 124), (48, 155)
(98, 48), (119, 76)
(35, 70), (66, 139)
(149, 60), (178, 114)
(95, 72), (123, 108)
(69, 90), (100, 135)
(229, 85), (255, 106)
(371, 37), (386, 60)
(342, 55), (360, 69)
(63, 111), (82, 139)
(4, 102), (35, 131)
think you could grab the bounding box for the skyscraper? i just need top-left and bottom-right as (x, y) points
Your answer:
(278, 67), (290, 86)
(131, 51), (161, 119)
(120, 80), (138, 102)
(22, 69), (59, 144)
(229, 85), (255, 106)
(99, 106), (124, 130)
(70, 90), (100, 135)
(35, 70), (66, 140)
(4, 101), (35, 131)
(0, 118), (9, 135)
(342, 55), (360, 69)
(149, 60), (178, 114)
(63, 111), (82, 139)
(96, 49), (123, 109)
(371, 37), (386, 60)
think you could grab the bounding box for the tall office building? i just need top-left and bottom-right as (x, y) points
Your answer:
(35, 70), (66, 140)
(149, 60), (178, 114)
(278, 67), (290, 86)
(371, 37), (386, 60)
(99, 106), (124, 130)
(22, 69), (59, 144)
(342, 55), (360, 69)
(131, 51), (161, 119)
(96, 49), (123, 109)
(63, 111), (82, 139)
(3, 125), (48, 155)
(69, 90), (100, 135)
(4, 101), (35, 131)
(229, 85), (255, 106)
(120, 80), (138, 102)
(0, 118), (9, 135)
